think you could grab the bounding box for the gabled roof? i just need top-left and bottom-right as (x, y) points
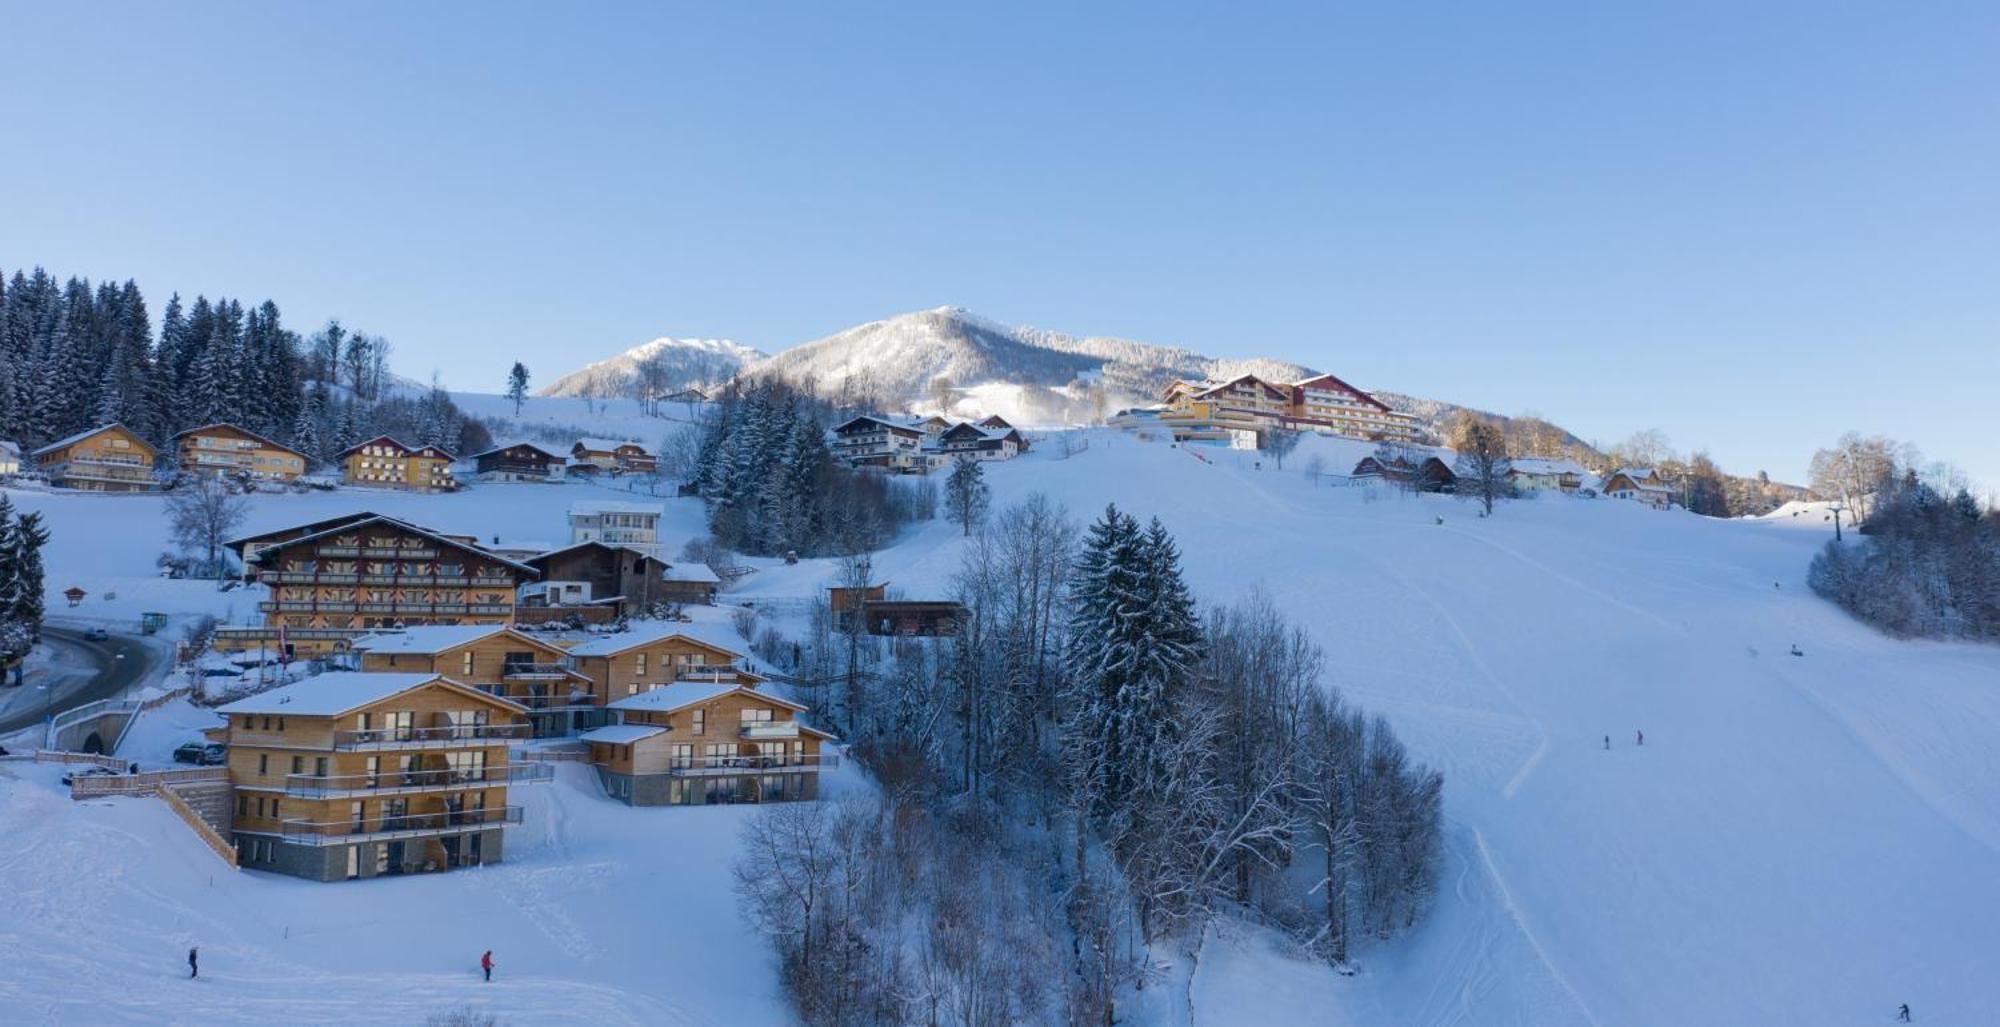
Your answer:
(31, 422), (157, 459)
(335, 435), (454, 460)
(607, 681), (804, 715)
(468, 439), (566, 461)
(565, 624), (744, 659)
(579, 723), (668, 744)
(171, 423), (308, 460)
(351, 624), (563, 656)
(216, 671), (525, 717)
(235, 513), (540, 574)
(227, 511), (384, 553)
(1291, 372), (1393, 413)
(977, 415), (1013, 429)
(831, 415), (921, 436)
(527, 539), (663, 566)
(574, 437), (652, 455)
(569, 500), (665, 518)
(1507, 457), (1588, 476)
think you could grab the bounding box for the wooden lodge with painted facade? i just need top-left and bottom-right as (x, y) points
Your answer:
(31, 422), (158, 491)
(230, 513), (538, 632)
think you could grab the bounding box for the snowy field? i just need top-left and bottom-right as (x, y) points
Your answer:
(5, 429), (2000, 1024)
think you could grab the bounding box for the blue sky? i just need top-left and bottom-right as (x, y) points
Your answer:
(4, 2), (1996, 490)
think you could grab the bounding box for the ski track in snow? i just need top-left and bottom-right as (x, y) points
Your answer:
(9, 432), (2000, 1025)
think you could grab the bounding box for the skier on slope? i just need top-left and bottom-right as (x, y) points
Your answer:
(1603, 735), (1610, 750)
(1637, 730), (1644, 746)
(481, 950), (494, 982)
(188, 946), (198, 979)
(1898, 1003), (1911, 1021)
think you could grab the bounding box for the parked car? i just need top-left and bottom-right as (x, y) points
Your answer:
(83, 627), (109, 641)
(173, 742), (208, 764)
(199, 743), (227, 766)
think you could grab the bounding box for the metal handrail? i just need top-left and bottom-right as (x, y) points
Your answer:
(280, 805), (524, 844)
(284, 762), (552, 796)
(332, 723), (532, 749)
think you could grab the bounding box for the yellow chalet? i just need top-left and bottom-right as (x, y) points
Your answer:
(584, 681), (837, 805)
(31, 422), (158, 491)
(353, 624), (596, 738)
(216, 671), (544, 881)
(338, 435), (456, 492)
(173, 422), (309, 481)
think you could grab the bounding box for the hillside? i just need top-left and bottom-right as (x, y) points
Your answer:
(4, 431), (1997, 1024)
(539, 336), (765, 400)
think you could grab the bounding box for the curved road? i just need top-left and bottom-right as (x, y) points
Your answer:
(0, 626), (163, 736)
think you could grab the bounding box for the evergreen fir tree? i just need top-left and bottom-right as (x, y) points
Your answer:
(506, 362), (531, 415)
(945, 455), (991, 536)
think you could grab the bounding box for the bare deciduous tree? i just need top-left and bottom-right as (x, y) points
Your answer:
(167, 476), (250, 578)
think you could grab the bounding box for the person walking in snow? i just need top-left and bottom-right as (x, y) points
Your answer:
(1603, 735), (1610, 750)
(1636, 730), (1644, 746)
(1898, 1003), (1911, 1021)
(188, 946), (198, 979)
(481, 950), (494, 982)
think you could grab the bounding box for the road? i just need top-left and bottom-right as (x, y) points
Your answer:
(0, 626), (162, 736)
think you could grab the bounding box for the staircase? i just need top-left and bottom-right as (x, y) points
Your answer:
(165, 780), (235, 836)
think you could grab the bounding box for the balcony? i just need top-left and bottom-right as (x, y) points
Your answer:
(470, 575), (516, 587)
(469, 604), (513, 616)
(362, 547), (438, 559)
(740, 721), (800, 740)
(502, 663), (571, 681)
(316, 546), (361, 557)
(284, 762), (553, 798)
(280, 805), (525, 846)
(662, 753), (838, 776)
(332, 723), (532, 750)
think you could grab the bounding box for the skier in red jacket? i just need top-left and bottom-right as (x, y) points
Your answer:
(481, 950), (494, 982)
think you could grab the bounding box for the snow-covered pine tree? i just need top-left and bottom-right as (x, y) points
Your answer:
(9, 508), (48, 633)
(506, 361), (530, 415)
(291, 386), (324, 465)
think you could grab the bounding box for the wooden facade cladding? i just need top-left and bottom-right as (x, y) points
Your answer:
(241, 516), (537, 630)
(173, 423), (308, 481)
(32, 422), (158, 491)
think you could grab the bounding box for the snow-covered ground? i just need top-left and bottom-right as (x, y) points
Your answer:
(5, 428), (2000, 1024)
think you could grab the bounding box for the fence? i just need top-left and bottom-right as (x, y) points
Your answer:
(36, 750), (128, 771)
(518, 748), (591, 763)
(70, 765), (226, 798)
(158, 784), (239, 869)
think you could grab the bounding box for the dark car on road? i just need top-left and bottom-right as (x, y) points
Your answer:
(84, 627), (109, 641)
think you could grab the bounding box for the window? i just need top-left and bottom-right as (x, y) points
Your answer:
(315, 756), (329, 777)
(255, 797), (265, 818)
(462, 651), (474, 676)
(635, 652), (647, 679)
(237, 795), (248, 816)
(365, 757), (380, 788)
(291, 756), (303, 775)
(258, 754), (268, 775)
(271, 800), (281, 820)
(692, 708), (705, 735)
(276, 717), (284, 731)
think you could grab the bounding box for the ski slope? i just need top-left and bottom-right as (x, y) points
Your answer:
(4, 430), (1999, 1024)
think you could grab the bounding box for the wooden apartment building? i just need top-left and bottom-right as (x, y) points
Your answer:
(172, 423), (309, 482)
(231, 513), (539, 631)
(353, 625), (597, 737)
(583, 681), (836, 806)
(562, 626), (764, 708)
(31, 422), (157, 492)
(217, 671), (544, 881)
(338, 435), (456, 492)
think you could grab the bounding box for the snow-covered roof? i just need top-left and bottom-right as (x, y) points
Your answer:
(0, 440), (18, 457)
(608, 681), (802, 714)
(1612, 467), (1658, 481)
(468, 439), (565, 460)
(237, 514), (541, 574)
(334, 434), (454, 460)
(579, 724), (668, 745)
(565, 623), (744, 658)
(30, 422), (155, 459)
(488, 539), (559, 553)
(664, 563), (721, 584)
(569, 500), (664, 518)
(350, 625), (514, 655)
(215, 671), (512, 717)
(1508, 458), (1588, 476)
(575, 437), (652, 454)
